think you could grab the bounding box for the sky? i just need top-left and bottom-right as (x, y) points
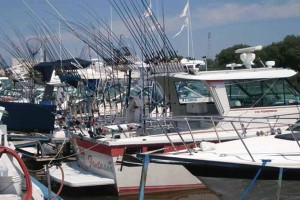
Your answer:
(0, 0), (300, 63)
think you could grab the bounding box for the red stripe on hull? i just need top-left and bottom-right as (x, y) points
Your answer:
(73, 136), (195, 157)
(73, 136), (126, 156)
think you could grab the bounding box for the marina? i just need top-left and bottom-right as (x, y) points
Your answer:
(0, 0), (300, 200)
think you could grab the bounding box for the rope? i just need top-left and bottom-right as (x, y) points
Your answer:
(50, 164), (64, 200)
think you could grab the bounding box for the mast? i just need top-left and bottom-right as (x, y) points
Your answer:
(187, 5), (189, 57)
(187, 0), (194, 59)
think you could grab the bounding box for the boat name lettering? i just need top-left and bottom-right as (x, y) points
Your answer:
(255, 109), (277, 113)
(87, 155), (113, 173)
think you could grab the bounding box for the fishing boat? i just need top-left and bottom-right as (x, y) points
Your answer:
(138, 119), (300, 200)
(49, 45), (300, 195)
(0, 106), (63, 200)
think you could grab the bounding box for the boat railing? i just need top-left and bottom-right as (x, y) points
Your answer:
(150, 63), (185, 74)
(144, 112), (300, 154)
(231, 119), (300, 162)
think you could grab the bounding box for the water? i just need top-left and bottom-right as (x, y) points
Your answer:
(58, 185), (219, 200)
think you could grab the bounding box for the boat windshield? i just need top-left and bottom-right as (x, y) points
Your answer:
(175, 80), (211, 104)
(225, 78), (300, 108)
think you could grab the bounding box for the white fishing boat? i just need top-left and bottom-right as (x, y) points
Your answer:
(0, 106), (63, 200)
(49, 45), (300, 195)
(139, 120), (300, 200)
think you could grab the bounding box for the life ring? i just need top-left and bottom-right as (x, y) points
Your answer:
(0, 147), (32, 200)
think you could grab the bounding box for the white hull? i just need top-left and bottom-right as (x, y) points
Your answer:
(73, 140), (203, 195)
(115, 162), (202, 194)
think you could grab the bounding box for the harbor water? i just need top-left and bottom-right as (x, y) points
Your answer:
(59, 186), (219, 200)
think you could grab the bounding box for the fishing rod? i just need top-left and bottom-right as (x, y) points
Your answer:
(140, 0), (178, 59)
(23, 0), (89, 74)
(128, 0), (168, 60)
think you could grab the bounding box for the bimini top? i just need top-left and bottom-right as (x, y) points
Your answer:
(152, 67), (297, 81)
(34, 58), (92, 82)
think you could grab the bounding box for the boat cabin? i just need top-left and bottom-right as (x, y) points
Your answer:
(152, 46), (300, 129)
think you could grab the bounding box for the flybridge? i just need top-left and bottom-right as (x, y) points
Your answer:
(151, 45), (278, 75)
(226, 45), (275, 70)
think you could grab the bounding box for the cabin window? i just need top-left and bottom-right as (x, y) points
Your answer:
(225, 78), (300, 108)
(175, 80), (211, 104)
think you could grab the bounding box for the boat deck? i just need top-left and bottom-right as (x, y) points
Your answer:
(49, 161), (115, 187)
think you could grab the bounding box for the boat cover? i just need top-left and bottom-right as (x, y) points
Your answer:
(34, 58), (92, 82)
(0, 101), (56, 133)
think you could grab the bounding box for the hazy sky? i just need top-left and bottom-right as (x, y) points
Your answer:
(0, 0), (300, 62)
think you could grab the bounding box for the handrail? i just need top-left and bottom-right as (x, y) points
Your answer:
(144, 112), (300, 154)
(231, 122), (255, 162)
(184, 117), (197, 147)
(146, 113), (299, 127)
(170, 120), (193, 155)
(156, 120), (177, 152)
(211, 116), (221, 143)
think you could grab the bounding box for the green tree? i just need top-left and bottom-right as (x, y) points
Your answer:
(214, 44), (249, 70)
(214, 35), (300, 71)
(281, 35), (300, 71)
(257, 43), (284, 68)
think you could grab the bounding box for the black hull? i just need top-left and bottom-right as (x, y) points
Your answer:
(184, 162), (300, 180)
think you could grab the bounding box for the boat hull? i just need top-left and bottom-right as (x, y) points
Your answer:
(72, 136), (203, 195)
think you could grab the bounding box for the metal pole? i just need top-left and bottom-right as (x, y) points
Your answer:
(138, 154), (150, 200)
(231, 122), (255, 162)
(45, 164), (52, 200)
(184, 117), (197, 147)
(276, 168), (283, 200)
(239, 159), (271, 200)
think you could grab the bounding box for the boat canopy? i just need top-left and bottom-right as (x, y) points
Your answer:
(34, 58), (92, 82)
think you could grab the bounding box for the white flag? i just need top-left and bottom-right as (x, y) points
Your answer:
(173, 17), (189, 38)
(173, 23), (188, 38)
(180, 1), (189, 18)
(144, 2), (152, 17)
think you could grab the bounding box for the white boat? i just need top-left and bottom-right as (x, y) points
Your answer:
(139, 120), (300, 200)
(50, 45), (300, 195)
(0, 106), (63, 200)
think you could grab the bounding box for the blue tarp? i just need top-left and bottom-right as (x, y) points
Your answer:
(0, 101), (56, 133)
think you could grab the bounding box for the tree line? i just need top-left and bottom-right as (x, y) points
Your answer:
(207, 35), (300, 72)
